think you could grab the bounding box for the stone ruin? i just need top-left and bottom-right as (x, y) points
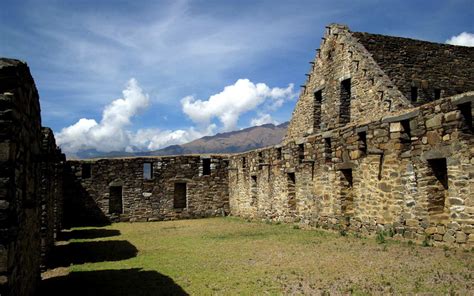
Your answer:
(0, 23), (472, 295)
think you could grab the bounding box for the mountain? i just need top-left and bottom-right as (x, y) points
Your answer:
(74, 122), (288, 159)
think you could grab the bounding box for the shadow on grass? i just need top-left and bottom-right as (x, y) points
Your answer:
(48, 240), (138, 268)
(41, 268), (188, 296)
(59, 229), (121, 241)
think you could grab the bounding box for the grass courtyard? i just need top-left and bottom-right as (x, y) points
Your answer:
(41, 217), (473, 295)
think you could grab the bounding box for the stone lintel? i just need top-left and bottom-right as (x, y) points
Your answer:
(381, 110), (419, 123)
(355, 126), (368, 134)
(451, 94), (474, 106)
(367, 148), (384, 155)
(322, 131), (333, 139)
(335, 162), (356, 170)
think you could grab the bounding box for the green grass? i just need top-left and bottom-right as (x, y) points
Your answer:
(42, 217), (473, 295)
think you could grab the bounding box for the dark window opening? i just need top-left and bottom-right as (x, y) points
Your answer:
(143, 162), (153, 180)
(298, 144), (305, 163)
(242, 157), (247, 168)
(341, 169), (353, 187)
(324, 138), (332, 162)
(109, 186), (123, 214)
(458, 102), (473, 132)
(340, 169), (354, 215)
(287, 173), (296, 210)
(339, 79), (351, 124)
(276, 147), (282, 160)
(400, 120), (411, 151)
(314, 90), (323, 129)
(202, 158), (211, 175)
(251, 176), (257, 206)
(411, 87), (418, 102)
(434, 89), (441, 100)
(82, 163), (91, 179)
(174, 183), (187, 209)
(358, 131), (367, 155)
(427, 158), (448, 214)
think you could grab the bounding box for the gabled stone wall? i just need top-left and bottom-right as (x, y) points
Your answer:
(285, 24), (411, 142)
(65, 155), (229, 224)
(229, 92), (473, 247)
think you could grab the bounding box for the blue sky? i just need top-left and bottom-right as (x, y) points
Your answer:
(1, 0), (473, 155)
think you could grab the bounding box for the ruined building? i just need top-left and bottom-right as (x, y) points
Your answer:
(0, 23), (473, 295)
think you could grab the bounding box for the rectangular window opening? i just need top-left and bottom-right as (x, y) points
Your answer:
(427, 158), (448, 214)
(82, 163), (91, 179)
(411, 87), (418, 102)
(340, 169), (354, 215)
(287, 173), (296, 210)
(276, 147), (282, 160)
(324, 138), (332, 162)
(400, 120), (411, 151)
(458, 102), (473, 132)
(109, 186), (123, 214)
(358, 131), (367, 155)
(174, 183), (187, 209)
(314, 90), (323, 129)
(242, 157), (247, 168)
(434, 89), (441, 100)
(298, 144), (305, 163)
(143, 162), (153, 180)
(202, 158), (211, 175)
(339, 79), (351, 124)
(251, 176), (257, 206)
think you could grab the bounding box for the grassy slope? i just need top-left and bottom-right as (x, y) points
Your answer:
(42, 217), (473, 295)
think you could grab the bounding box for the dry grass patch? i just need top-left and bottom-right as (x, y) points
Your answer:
(42, 217), (473, 295)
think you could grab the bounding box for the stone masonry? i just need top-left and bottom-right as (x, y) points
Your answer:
(229, 24), (474, 247)
(0, 59), (64, 295)
(65, 156), (229, 225)
(0, 23), (473, 295)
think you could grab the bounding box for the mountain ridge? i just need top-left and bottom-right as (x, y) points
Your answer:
(74, 122), (288, 159)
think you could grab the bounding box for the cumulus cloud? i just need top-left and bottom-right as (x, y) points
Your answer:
(57, 77), (294, 155)
(181, 79), (295, 131)
(250, 113), (279, 126)
(446, 32), (474, 46)
(57, 78), (150, 153)
(129, 124), (216, 152)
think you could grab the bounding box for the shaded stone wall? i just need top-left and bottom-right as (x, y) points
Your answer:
(0, 59), (65, 296)
(353, 32), (474, 105)
(65, 155), (229, 224)
(285, 24), (411, 142)
(229, 92), (474, 247)
(40, 128), (65, 269)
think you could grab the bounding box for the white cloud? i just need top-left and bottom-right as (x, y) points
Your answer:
(446, 32), (474, 46)
(57, 78), (150, 153)
(129, 124), (216, 152)
(181, 79), (295, 131)
(55, 78), (217, 155)
(250, 113), (279, 127)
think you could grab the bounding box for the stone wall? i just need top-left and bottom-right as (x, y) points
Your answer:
(0, 59), (64, 295)
(353, 32), (474, 105)
(229, 92), (473, 247)
(285, 24), (411, 142)
(65, 155), (229, 224)
(40, 128), (65, 270)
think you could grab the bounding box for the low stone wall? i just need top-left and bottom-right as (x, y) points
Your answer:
(65, 155), (229, 225)
(229, 92), (473, 247)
